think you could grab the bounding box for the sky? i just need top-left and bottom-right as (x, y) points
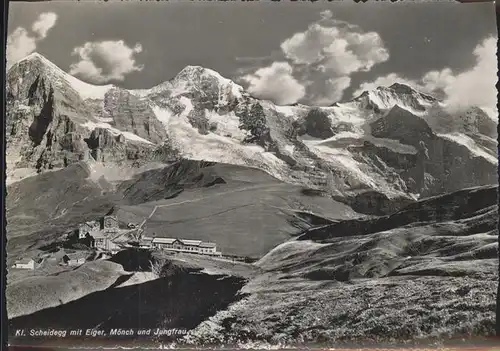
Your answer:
(6, 1), (498, 114)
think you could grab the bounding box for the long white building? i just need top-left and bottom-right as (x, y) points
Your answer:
(142, 237), (222, 256)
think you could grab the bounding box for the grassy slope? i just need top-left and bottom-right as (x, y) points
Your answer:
(185, 185), (499, 345)
(115, 161), (361, 258)
(7, 260), (127, 319)
(6, 162), (118, 265)
(5, 159), (360, 320)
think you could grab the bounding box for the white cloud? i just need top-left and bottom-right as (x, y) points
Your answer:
(6, 28), (37, 69)
(6, 12), (58, 69)
(281, 24), (389, 77)
(312, 77), (351, 106)
(421, 68), (455, 92)
(429, 37), (497, 117)
(241, 61), (306, 105)
(319, 10), (333, 21)
(352, 37), (498, 119)
(31, 12), (58, 39)
(240, 11), (389, 105)
(69, 40), (144, 83)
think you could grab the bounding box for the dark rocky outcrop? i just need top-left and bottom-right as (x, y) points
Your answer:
(369, 106), (497, 197)
(294, 108), (335, 139)
(104, 88), (168, 143)
(370, 105), (434, 145)
(6, 56), (167, 176)
(300, 185), (498, 243)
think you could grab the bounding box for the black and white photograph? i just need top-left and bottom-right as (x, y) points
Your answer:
(4, 0), (499, 348)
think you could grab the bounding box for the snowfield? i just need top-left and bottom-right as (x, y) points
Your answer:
(80, 121), (154, 145)
(366, 88), (431, 116)
(19, 53), (114, 101)
(150, 104), (174, 127)
(438, 132), (498, 164)
(205, 109), (247, 141)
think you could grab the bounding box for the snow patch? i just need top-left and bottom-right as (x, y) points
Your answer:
(179, 96), (194, 117)
(273, 105), (304, 120)
(62, 75), (113, 100)
(128, 88), (151, 98)
(170, 80), (191, 97)
(327, 103), (369, 125)
(17, 104), (31, 112)
(150, 104), (174, 127)
(367, 89), (427, 116)
(320, 131), (361, 142)
(315, 133), (418, 155)
(437, 132), (498, 164)
(81, 121), (154, 145)
(204, 109), (247, 141)
(308, 144), (379, 189)
(283, 144), (295, 154)
(95, 117), (114, 123)
(165, 113), (288, 180)
(18, 53), (113, 100)
(200, 67), (244, 99)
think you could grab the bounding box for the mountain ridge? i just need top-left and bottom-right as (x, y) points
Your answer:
(6, 53), (498, 214)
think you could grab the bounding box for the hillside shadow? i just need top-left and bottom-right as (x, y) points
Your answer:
(9, 270), (247, 340)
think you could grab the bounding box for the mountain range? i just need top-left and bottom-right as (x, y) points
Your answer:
(6, 52), (498, 215)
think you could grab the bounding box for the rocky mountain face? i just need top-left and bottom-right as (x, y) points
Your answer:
(5, 54), (170, 184)
(6, 53), (498, 214)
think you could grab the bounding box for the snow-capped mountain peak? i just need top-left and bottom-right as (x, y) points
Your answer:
(171, 65), (245, 98)
(9, 52), (114, 101)
(352, 82), (437, 115)
(130, 65), (245, 100)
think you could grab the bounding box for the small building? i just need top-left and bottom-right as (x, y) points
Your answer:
(93, 232), (108, 250)
(103, 215), (119, 233)
(48, 249), (69, 263)
(66, 252), (88, 266)
(68, 256), (86, 266)
(12, 258), (36, 270)
(92, 232), (121, 254)
(76, 215), (119, 240)
(139, 236), (154, 249)
(77, 220), (101, 239)
(151, 238), (221, 256)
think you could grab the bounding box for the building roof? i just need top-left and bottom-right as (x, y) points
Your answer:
(108, 241), (121, 249)
(151, 237), (216, 248)
(68, 257), (85, 262)
(15, 258), (34, 264)
(182, 239), (202, 246)
(199, 242), (216, 248)
(67, 251), (89, 261)
(152, 238), (176, 244)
